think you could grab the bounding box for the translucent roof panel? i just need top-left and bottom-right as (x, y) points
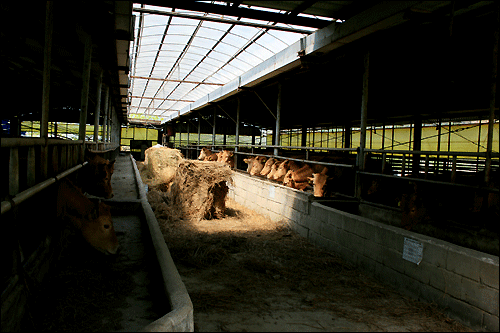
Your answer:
(128, 3), (323, 123)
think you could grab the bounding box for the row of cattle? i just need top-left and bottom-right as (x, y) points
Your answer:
(56, 152), (119, 255)
(196, 147), (499, 231)
(197, 147), (366, 197)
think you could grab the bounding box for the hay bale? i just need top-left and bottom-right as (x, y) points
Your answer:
(167, 160), (233, 221)
(143, 146), (183, 187)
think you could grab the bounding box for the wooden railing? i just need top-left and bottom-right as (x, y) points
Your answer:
(1, 138), (86, 214)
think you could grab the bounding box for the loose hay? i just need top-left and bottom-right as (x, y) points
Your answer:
(137, 159), (470, 332)
(147, 159), (232, 222)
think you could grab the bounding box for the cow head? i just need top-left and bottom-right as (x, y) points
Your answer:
(250, 156), (267, 176)
(94, 159), (115, 199)
(272, 160), (290, 182)
(198, 147), (211, 160)
(221, 150), (234, 168)
(260, 158), (276, 176)
(80, 202), (119, 255)
(283, 170), (294, 187)
(86, 156), (114, 199)
(308, 167), (329, 197)
(267, 160), (280, 179)
(243, 157), (255, 173)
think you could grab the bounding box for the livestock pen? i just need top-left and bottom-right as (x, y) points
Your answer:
(152, 1), (499, 331)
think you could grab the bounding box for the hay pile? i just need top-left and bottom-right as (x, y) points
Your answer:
(145, 158), (233, 222)
(143, 146), (183, 189)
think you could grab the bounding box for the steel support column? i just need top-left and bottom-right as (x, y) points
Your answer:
(356, 51), (369, 199)
(198, 113), (201, 149)
(274, 83), (282, 156)
(235, 97), (240, 169)
(212, 107), (216, 146)
(485, 3), (499, 184)
(412, 115), (422, 175)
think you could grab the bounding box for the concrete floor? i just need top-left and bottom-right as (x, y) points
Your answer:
(111, 153), (139, 201)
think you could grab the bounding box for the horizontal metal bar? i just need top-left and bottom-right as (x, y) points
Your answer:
(133, 7), (315, 34)
(358, 199), (401, 212)
(1, 161), (88, 215)
(1, 138), (84, 148)
(357, 171), (499, 193)
(130, 95), (196, 102)
(364, 148), (499, 158)
(131, 76), (224, 86)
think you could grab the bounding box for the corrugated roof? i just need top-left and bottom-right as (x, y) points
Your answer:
(128, 1), (338, 124)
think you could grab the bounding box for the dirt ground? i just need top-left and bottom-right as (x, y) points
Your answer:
(138, 161), (472, 332)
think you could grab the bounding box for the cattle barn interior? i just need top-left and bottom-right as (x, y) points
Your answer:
(1, 1), (499, 332)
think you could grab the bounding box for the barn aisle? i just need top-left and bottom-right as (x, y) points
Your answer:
(110, 153), (139, 200)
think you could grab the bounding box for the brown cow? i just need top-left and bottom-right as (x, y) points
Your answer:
(249, 156), (267, 176)
(307, 155), (358, 198)
(272, 160), (290, 182)
(243, 156), (256, 173)
(198, 147), (218, 161)
(260, 158), (277, 177)
(57, 179), (119, 255)
(283, 170), (309, 191)
(266, 160), (281, 180)
(308, 167), (330, 197)
(83, 154), (115, 199)
(218, 149), (235, 169)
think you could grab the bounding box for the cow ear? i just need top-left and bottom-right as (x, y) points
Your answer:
(307, 177), (314, 182)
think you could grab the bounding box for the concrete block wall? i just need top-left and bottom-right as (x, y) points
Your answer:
(228, 171), (499, 332)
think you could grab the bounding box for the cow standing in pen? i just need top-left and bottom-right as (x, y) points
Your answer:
(82, 152), (115, 199)
(57, 178), (119, 255)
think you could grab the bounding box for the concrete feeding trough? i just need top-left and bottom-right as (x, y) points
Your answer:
(1, 154), (193, 332)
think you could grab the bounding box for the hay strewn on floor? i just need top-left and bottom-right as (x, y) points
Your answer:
(144, 158), (233, 222)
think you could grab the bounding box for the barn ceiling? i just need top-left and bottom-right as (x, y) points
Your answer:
(128, 1), (356, 124)
(128, 1), (499, 130)
(1, 1), (133, 125)
(165, 1), (499, 131)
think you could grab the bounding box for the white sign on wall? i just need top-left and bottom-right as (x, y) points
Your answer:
(402, 237), (423, 265)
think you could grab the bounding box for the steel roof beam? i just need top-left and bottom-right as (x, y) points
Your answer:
(136, 1), (330, 28)
(131, 95), (195, 102)
(133, 7), (315, 34)
(131, 75), (224, 86)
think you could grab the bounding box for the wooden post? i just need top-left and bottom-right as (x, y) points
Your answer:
(79, 34), (92, 161)
(94, 70), (103, 143)
(40, 1), (53, 179)
(27, 146), (36, 188)
(102, 86), (109, 142)
(9, 148), (19, 196)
